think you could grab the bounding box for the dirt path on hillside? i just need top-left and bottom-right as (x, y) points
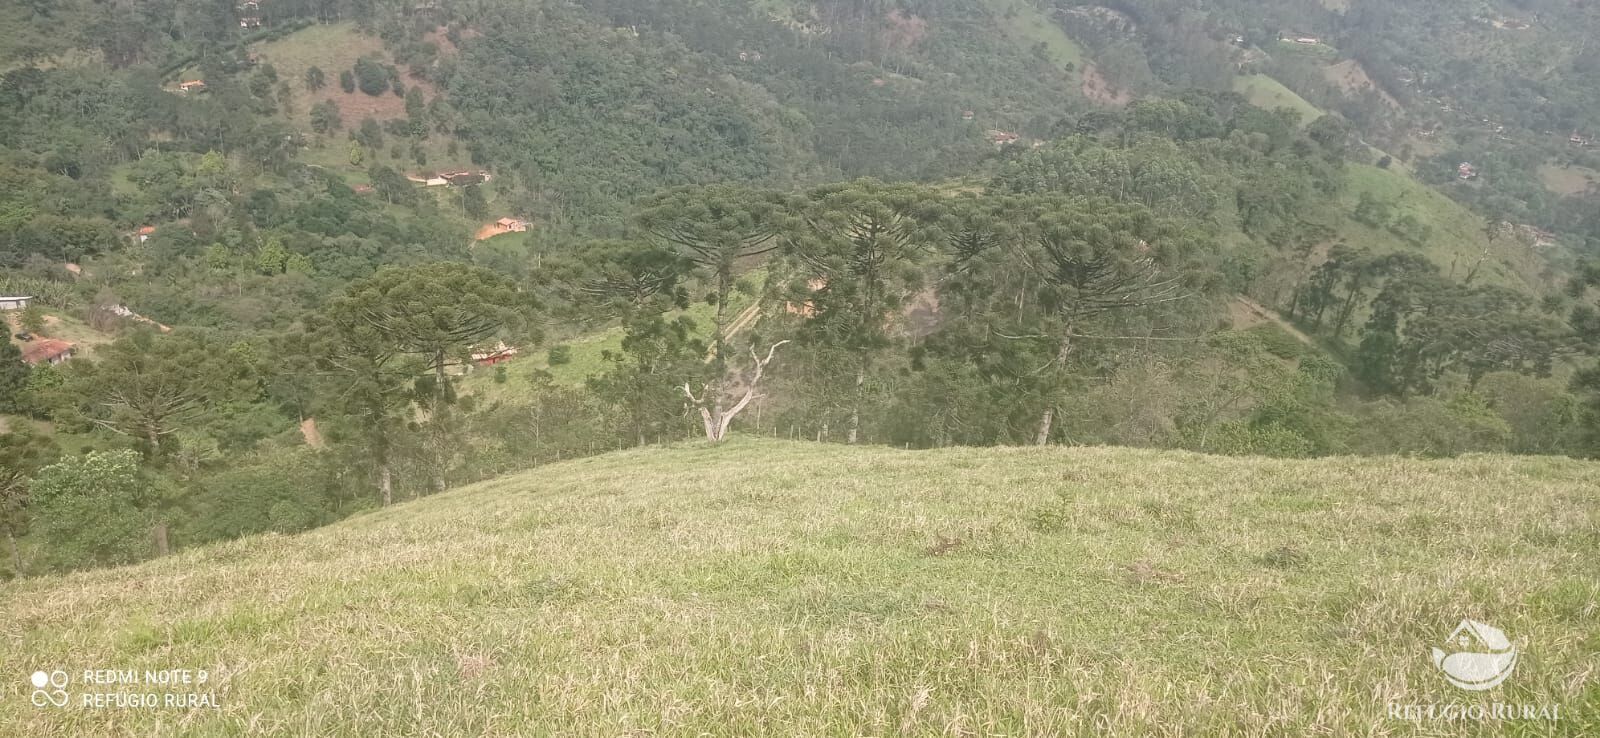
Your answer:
(1233, 296), (1316, 347)
(704, 301), (764, 363)
(300, 417), (326, 449)
(724, 301), (762, 340)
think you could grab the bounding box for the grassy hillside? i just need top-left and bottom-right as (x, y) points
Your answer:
(1335, 164), (1546, 290)
(3, 440), (1597, 735)
(1233, 73), (1323, 125)
(251, 22), (475, 181)
(991, 0), (1086, 74)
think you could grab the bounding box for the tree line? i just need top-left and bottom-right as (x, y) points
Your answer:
(7, 164), (1600, 575)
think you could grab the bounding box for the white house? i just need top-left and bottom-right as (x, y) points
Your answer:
(0, 295), (33, 311)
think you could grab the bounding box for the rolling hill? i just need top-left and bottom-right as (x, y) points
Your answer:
(3, 440), (1596, 735)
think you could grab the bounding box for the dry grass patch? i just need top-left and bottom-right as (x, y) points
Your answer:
(253, 22), (437, 128)
(1538, 163), (1599, 197)
(1324, 59), (1401, 110)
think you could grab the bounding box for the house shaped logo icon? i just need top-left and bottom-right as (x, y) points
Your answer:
(1431, 620), (1518, 691)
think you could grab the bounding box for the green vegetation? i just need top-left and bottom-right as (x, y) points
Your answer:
(0, 0), (1595, 613)
(1336, 164), (1534, 288)
(1233, 73), (1323, 125)
(992, 0), (1086, 73)
(7, 78), (1600, 580)
(3, 1), (1600, 728)
(2, 439), (1596, 734)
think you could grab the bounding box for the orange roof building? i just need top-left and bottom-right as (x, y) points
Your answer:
(475, 217), (530, 240)
(21, 339), (75, 366)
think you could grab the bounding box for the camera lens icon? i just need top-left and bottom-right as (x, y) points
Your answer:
(30, 670), (69, 708)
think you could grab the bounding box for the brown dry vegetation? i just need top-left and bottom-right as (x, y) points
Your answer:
(1324, 59), (1401, 109)
(1081, 63), (1132, 107)
(1538, 162), (1600, 197)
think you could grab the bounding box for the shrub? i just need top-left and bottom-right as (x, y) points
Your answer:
(1245, 325), (1307, 360)
(183, 450), (340, 544)
(30, 450), (153, 570)
(354, 57), (390, 96)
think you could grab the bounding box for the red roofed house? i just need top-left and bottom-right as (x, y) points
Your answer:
(476, 217), (529, 240)
(136, 225), (156, 243)
(471, 342), (519, 366)
(21, 339), (75, 366)
(178, 80), (206, 93)
(986, 129), (1021, 146)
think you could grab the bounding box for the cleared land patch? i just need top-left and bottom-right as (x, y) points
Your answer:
(253, 22), (422, 125)
(1335, 164), (1548, 291)
(1538, 162), (1599, 196)
(1233, 73), (1322, 125)
(1323, 59), (1400, 109)
(992, 0), (1087, 76)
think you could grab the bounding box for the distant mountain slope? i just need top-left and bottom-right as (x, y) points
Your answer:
(433, 0), (1091, 222)
(4, 439), (1596, 734)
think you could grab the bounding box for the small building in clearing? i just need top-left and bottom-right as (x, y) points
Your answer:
(441, 170), (491, 186)
(177, 80), (207, 93)
(0, 295), (33, 311)
(471, 342), (519, 366)
(238, 1), (262, 28)
(21, 339), (75, 366)
(406, 173), (450, 186)
(985, 129), (1021, 146)
(475, 217), (531, 241)
(1517, 224), (1559, 247)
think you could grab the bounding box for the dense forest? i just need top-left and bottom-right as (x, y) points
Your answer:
(3, 0), (1600, 577)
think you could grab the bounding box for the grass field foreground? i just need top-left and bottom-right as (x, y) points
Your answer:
(2, 440), (1597, 735)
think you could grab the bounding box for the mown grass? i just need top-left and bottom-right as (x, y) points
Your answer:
(2, 439), (1597, 735)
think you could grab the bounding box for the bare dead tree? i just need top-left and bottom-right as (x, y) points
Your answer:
(682, 340), (790, 441)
